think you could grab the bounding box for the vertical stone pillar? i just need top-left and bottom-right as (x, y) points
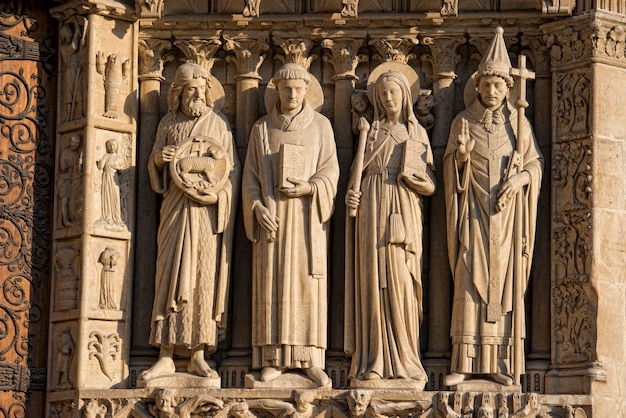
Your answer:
(48, 1), (138, 410)
(420, 35), (465, 388)
(132, 39), (171, 362)
(222, 32), (268, 354)
(321, 36), (366, 352)
(543, 11), (626, 417)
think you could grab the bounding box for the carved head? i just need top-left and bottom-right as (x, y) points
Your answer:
(105, 138), (118, 153)
(295, 390), (316, 413)
(272, 63), (311, 115)
(155, 389), (177, 416)
(60, 24), (74, 43)
(168, 62), (213, 115)
(347, 389), (371, 418)
(372, 71), (416, 128)
(69, 134), (81, 150)
(351, 90), (370, 114)
(476, 75), (510, 111)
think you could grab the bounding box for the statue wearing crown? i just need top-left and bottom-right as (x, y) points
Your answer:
(443, 28), (543, 387)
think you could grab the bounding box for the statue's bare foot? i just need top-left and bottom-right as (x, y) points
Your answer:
(363, 371), (381, 380)
(260, 366), (282, 382)
(188, 355), (218, 378)
(304, 366), (330, 387)
(490, 373), (513, 386)
(139, 357), (176, 381)
(443, 372), (466, 387)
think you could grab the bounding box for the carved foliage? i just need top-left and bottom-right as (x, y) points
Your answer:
(369, 37), (418, 64)
(273, 37), (317, 70)
(88, 331), (121, 382)
(552, 139), (595, 365)
(223, 35), (269, 78)
(321, 38), (366, 80)
(139, 0), (165, 18)
(555, 70), (590, 141)
(175, 39), (221, 73)
(545, 25), (594, 67)
(421, 36), (466, 76)
(138, 39), (173, 78)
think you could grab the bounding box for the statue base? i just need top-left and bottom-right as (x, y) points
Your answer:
(350, 377), (427, 390)
(452, 379), (521, 393)
(137, 372), (221, 389)
(244, 371), (331, 389)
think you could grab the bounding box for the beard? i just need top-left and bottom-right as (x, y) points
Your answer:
(182, 98), (207, 118)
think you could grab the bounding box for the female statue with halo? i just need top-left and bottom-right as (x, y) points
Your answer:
(344, 62), (436, 388)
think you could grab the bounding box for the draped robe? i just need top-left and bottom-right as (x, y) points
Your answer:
(345, 120), (434, 380)
(243, 104), (339, 369)
(147, 108), (239, 353)
(443, 100), (542, 376)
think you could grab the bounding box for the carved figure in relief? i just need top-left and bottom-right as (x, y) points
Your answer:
(97, 246), (121, 309)
(243, 0), (261, 16)
(149, 389), (224, 418)
(350, 90), (374, 136)
(83, 399), (107, 418)
(346, 389), (429, 418)
(54, 247), (80, 311)
(96, 139), (128, 230)
(56, 328), (74, 389)
(57, 134), (83, 227)
(140, 62), (240, 383)
(60, 17), (87, 121)
(443, 28), (543, 387)
(345, 65), (435, 385)
(415, 89), (436, 131)
(231, 390), (317, 418)
(242, 63), (339, 387)
(96, 52), (130, 119)
(342, 0), (359, 17)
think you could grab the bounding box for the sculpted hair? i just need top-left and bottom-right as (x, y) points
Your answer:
(168, 62), (214, 112)
(476, 70), (514, 89)
(271, 63), (311, 85)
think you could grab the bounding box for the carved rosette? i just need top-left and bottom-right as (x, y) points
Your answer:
(175, 38), (221, 74)
(369, 37), (419, 64)
(138, 39), (173, 81)
(321, 38), (366, 81)
(420, 36), (466, 79)
(273, 37), (317, 70)
(223, 34), (270, 80)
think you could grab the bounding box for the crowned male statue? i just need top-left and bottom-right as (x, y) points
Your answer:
(140, 62), (239, 386)
(443, 28), (543, 387)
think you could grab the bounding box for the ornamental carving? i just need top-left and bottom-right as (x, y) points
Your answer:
(88, 331), (121, 382)
(96, 52), (130, 119)
(97, 247), (121, 309)
(544, 25), (594, 66)
(54, 246), (80, 311)
(175, 39), (221, 73)
(321, 38), (366, 81)
(369, 37), (419, 64)
(138, 39), (173, 79)
(223, 34), (270, 79)
(421, 36), (466, 77)
(555, 71), (590, 141)
(60, 17), (87, 121)
(552, 141), (592, 213)
(273, 37), (317, 70)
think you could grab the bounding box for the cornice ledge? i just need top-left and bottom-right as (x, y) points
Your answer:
(50, 0), (137, 22)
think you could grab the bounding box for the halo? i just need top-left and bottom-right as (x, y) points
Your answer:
(264, 74), (324, 113)
(463, 71), (519, 108)
(208, 74), (225, 112)
(367, 61), (420, 105)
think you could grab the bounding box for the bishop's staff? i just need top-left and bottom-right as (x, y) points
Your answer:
(509, 54), (535, 386)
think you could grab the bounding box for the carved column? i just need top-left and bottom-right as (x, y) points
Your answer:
(132, 39), (171, 362)
(321, 36), (366, 353)
(48, 1), (138, 409)
(222, 32), (269, 355)
(420, 35), (465, 386)
(543, 11), (626, 416)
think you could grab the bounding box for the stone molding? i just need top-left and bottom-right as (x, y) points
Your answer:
(138, 38), (173, 80)
(50, 0), (137, 22)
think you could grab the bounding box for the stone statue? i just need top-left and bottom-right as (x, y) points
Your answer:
(350, 89), (373, 136)
(242, 63), (339, 387)
(149, 389), (224, 418)
(98, 247), (121, 309)
(140, 62), (240, 383)
(56, 328), (74, 389)
(57, 134), (83, 227)
(443, 28), (543, 387)
(345, 66), (435, 386)
(60, 18), (86, 121)
(96, 52), (130, 118)
(96, 138), (127, 230)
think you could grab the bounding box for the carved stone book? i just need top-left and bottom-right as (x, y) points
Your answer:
(401, 139), (426, 179)
(279, 143), (306, 188)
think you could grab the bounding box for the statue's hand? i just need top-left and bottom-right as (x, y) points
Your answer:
(279, 178), (313, 198)
(345, 189), (361, 211)
(156, 145), (177, 166)
(455, 118), (474, 163)
(358, 116), (370, 133)
(198, 190), (218, 204)
(254, 203), (279, 233)
(403, 173), (435, 196)
(496, 171), (530, 211)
